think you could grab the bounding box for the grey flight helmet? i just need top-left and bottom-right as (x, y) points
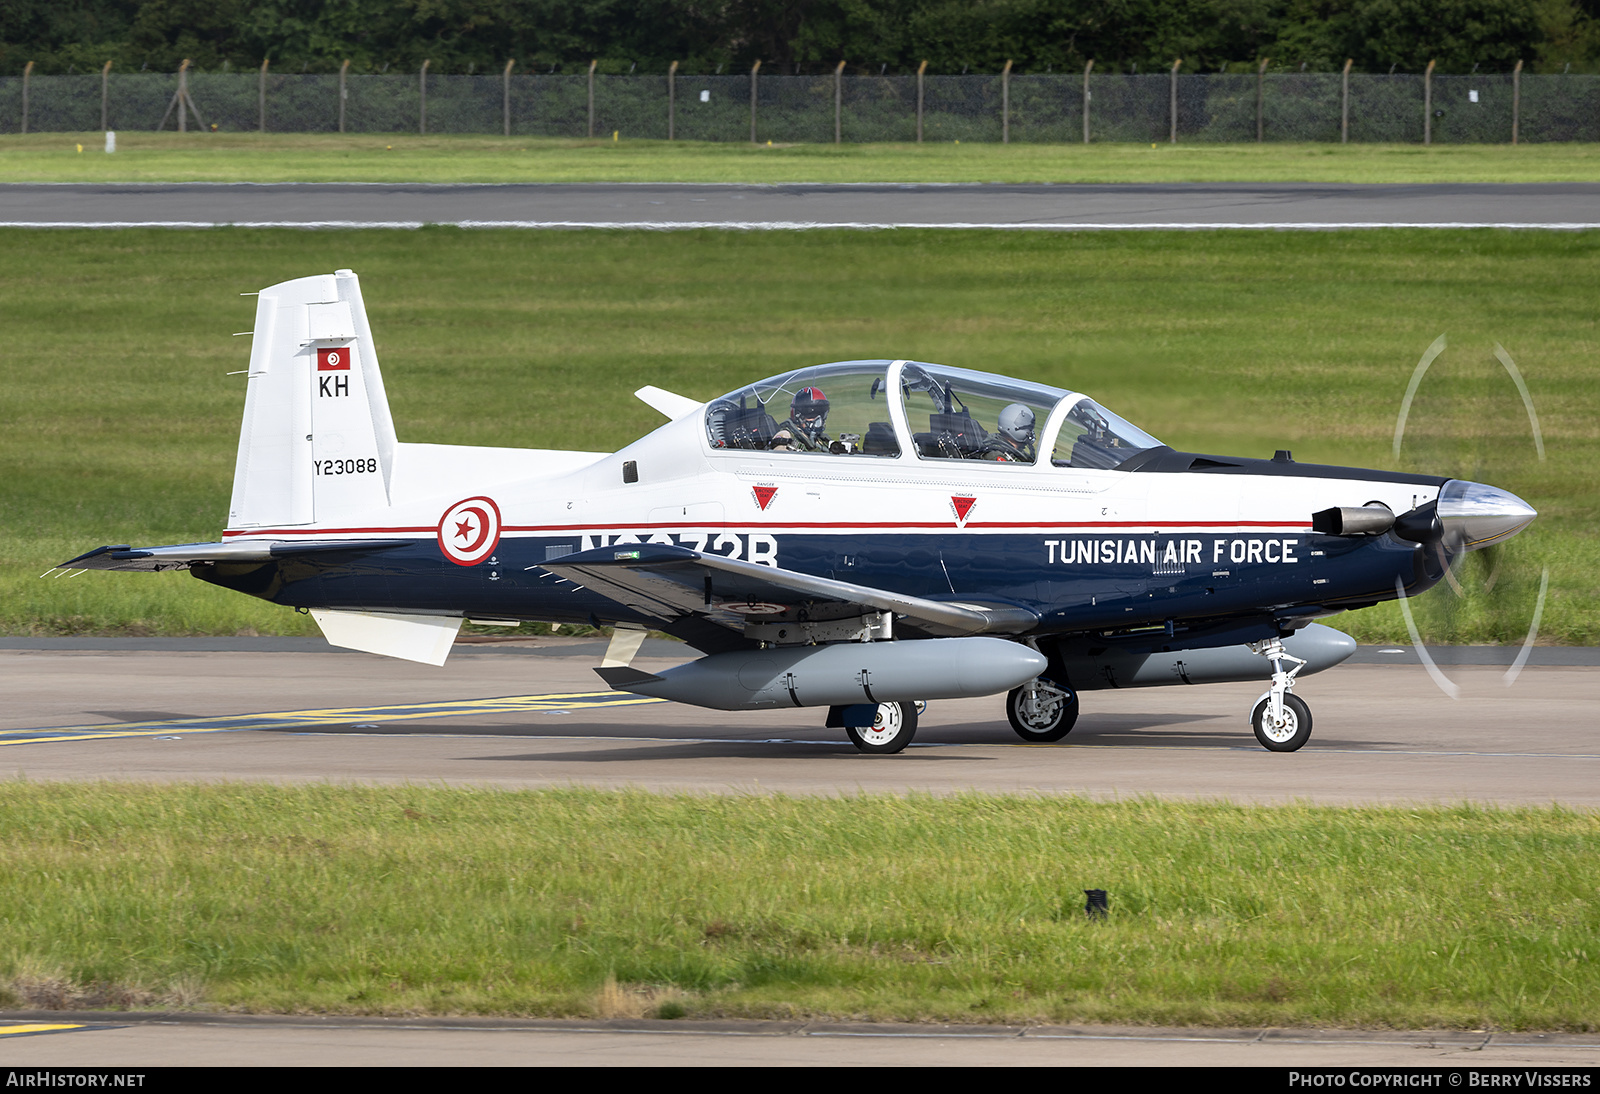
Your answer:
(998, 402), (1036, 444)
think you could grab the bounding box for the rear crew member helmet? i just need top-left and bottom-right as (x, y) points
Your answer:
(998, 403), (1036, 444)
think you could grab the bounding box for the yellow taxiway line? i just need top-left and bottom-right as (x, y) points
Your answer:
(0, 691), (666, 747)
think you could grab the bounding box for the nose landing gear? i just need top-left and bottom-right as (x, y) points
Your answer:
(1248, 638), (1312, 751)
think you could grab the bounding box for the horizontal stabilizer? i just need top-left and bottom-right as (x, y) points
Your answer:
(544, 543), (1037, 637)
(310, 609), (462, 666)
(59, 540), (404, 572)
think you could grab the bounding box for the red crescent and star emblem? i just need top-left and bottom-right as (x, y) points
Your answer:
(317, 347), (350, 371)
(437, 496), (503, 566)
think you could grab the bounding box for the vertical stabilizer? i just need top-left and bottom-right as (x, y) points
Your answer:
(228, 269), (398, 530)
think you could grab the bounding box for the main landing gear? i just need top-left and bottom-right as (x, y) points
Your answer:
(1005, 678), (1079, 742)
(834, 701), (920, 754)
(1248, 637), (1313, 752)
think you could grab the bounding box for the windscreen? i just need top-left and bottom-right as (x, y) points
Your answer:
(1050, 397), (1166, 469)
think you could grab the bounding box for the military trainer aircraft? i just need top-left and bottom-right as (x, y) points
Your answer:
(61, 270), (1538, 754)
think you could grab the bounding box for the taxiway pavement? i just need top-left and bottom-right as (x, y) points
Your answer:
(3, 181), (1598, 229)
(5, 1013), (1600, 1067)
(3, 639), (1595, 807)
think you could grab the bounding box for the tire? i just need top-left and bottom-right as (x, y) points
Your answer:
(845, 701), (918, 754)
(1006, 680), (1079, 743)
(1251, 693), (1312, 752)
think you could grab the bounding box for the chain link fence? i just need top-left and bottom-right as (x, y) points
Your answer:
(2, 71), (1596, 142)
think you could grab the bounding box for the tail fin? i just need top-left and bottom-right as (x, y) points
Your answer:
(228, 269), (398, 530)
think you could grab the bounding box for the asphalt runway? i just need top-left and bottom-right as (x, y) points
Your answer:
(3, 639), (1597, 807)
(3, 181), (1599, 229)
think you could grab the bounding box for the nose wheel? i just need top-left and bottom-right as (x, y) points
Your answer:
(1251, 692), (1312, 751)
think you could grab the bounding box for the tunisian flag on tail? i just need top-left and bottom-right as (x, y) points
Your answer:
(317, 347), (351, 371)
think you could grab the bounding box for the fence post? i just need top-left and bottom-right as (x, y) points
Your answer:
(21, 61), (31, 135)
(834, 60), (846, 144)
(420, 59), (429, 134)
(750, 59), (760, 143)
(1512, 58), (1522, 145)
(917, 60), (927, 143)
(1257, 58), (1269, 142)
(588, 59), (596, 138)
(259, 58), (268, 132)
(1083, 59), (1093, 143)
(339, 59), (349, 133)
(1424, 59), (1435, 144)
(1341, 58), (1351, 143)
(1002, 59), (1012, 143)
(668, 60), (677, 140)
(1169, 58), (1181, 142)
(503, 58), (514, 136)
(101, 60), (112, 130)
(179, 59), (188, 132)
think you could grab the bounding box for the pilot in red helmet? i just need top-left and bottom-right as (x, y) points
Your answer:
(770, 386), (832, 451)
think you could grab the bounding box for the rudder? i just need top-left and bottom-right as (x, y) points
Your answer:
(228, 269), (398, 530)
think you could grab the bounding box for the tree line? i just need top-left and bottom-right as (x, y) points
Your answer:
(3, 1), (1598, 77)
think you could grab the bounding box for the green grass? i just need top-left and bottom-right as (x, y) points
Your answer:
(4, 133), (1600, 184)
(1, 784), (1596, 1028)
(2, 227), (1596, 643)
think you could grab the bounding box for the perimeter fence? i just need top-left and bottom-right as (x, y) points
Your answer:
(3, 70), (1598, 143)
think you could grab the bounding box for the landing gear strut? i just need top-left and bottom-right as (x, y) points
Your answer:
(1005, 678), (1079, 742)
(1248, 637), (1312, 752)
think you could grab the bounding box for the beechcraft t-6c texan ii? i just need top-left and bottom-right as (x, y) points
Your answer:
(63, 271), (1539, 753)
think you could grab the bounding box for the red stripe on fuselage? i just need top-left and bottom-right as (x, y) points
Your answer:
(225, 519), (1312, 538)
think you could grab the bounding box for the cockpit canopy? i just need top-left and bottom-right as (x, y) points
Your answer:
(704, 359), (1163, 469)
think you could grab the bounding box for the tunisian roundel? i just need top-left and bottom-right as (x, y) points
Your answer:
(437, 496), (503, 566)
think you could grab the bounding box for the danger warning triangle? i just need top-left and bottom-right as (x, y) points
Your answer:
(753, 485), (778, 511)
(951, 495), (977, 523)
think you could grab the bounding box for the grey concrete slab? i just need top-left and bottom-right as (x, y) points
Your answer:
(3, 1012), (1599, 1066)
(3, 181), (1599, 229)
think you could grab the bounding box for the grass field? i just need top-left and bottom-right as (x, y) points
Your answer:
(3, 133), (1600, 184)
(2, 226), (1595, 643)
(1, 784), (1596, 1029)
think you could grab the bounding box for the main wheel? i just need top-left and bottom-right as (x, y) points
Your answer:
(1251, 693), (1312, 752)
(845, 701), (919, 754)
(1006, 680), (1079, 743)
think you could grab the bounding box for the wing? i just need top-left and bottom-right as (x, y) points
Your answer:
(56, 540), (403, 573)
(542, 543), (1036, 638)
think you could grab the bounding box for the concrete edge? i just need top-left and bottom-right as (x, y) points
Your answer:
(3, 1011), (1599, 1046)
